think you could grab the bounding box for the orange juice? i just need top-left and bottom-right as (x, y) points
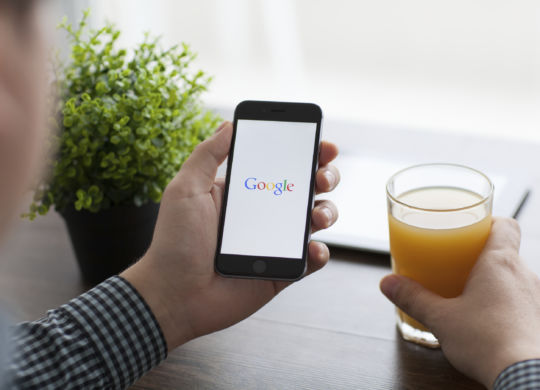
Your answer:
(389, 187), (491, 332)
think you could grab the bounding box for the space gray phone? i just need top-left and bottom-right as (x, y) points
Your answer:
(214, 100), (323, 280)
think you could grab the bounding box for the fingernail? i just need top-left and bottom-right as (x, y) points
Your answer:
(215, 121), (228, 133)
(380, 275), (400, 300)
(322, 207), (333, 226)
(324, 170), (336, 187)
(319, 243), (329, 261)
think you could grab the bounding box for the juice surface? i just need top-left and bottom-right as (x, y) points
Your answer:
(389, 187), (491, 329)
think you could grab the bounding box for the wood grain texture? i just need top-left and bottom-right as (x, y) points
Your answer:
(0, 123), (539, 389)
(0, 211), (483, 389)
(132, 319), (479, 390)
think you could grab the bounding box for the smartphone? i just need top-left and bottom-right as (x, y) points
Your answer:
(215, 100), (323, 280)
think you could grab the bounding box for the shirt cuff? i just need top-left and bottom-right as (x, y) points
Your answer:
(61, 276), (167, 389)
(493, 359), (540, 390)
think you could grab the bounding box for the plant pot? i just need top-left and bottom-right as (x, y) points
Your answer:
(60, 202), (159, 285)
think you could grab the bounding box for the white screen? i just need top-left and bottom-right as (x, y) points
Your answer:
(220, 119), (318, 259)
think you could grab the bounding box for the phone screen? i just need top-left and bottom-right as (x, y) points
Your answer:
(219, 119), (318, 259)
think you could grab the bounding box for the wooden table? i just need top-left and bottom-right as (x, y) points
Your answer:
(1, 123), (539, 389)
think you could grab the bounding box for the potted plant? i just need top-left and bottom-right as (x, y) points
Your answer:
(25, 11), (220, 284)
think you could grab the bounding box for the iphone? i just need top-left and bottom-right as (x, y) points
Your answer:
(215, 100), (323, 280)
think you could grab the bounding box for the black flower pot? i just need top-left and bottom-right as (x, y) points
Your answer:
(60, 202), (159, 285)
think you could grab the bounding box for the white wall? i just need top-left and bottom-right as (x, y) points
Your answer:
(50, 0), (540, 143)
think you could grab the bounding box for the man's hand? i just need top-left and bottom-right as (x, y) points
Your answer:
(380, 217), (540, 388)
(122, 121), (339, 351)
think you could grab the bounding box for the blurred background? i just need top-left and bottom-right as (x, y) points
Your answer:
(49, 0), (540, 143)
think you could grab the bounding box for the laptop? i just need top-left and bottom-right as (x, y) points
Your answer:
(211, 106), (530, 254)
(312, 154), (531, 253)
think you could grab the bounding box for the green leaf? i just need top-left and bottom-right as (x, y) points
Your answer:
(151, 138), (164, 148)
(66, 166), (76, 177)
(88, 185), (100, 196)
(63, 116), (74, 127)
(96, 81), (108, 95)
(24, 9), (221, 218)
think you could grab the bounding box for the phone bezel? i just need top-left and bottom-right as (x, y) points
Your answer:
(214, 100), (323, 281)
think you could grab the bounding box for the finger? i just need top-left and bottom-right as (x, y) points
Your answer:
(311, 200), (338, 233)
(380, 274), (445, 329)
(316, 164), (340, 194)
(215, 121), (229, 132)
(214, 177), (225, 190)
(173, 122), (233, 195)
(210, 178), (226, 209)
(319, 141), (339, 166)
(305, 240), (330, 276)
(272, 241), (330, 293)
(480, 217), (521, 256)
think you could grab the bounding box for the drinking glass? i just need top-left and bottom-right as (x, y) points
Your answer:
(386, 163), (493, 347)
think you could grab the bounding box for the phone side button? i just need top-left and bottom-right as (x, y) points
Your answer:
(252, 260), (267, 274)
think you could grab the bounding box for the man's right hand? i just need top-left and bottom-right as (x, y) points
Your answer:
(380, 217), (540, 388)
(122, 122), (339, 351)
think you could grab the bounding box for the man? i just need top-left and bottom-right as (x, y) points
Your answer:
(0, 1), (340, 388)
(1, 1), (539, 389)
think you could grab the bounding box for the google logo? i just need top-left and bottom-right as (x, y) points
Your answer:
(244, 177), (295, 196)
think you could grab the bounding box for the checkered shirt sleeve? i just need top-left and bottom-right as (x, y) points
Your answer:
(5, 276), (167, 389)
(494, 359), (540, 390)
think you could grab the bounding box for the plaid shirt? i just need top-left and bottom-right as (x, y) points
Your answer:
(2, 277), (540, 390)
(494, 359), (540, 390)
(3, 276), (167, 389)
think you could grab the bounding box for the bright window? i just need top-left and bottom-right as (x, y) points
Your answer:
(52, 0), (540, 143)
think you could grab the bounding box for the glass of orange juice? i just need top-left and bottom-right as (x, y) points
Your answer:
(386, 163), (493, 347)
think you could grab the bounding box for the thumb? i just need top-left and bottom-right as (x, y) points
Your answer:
(380, 274), (444, 329)
(172, 121), (233, 195)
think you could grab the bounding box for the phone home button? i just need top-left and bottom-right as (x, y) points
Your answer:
(252, 260), (267, 274)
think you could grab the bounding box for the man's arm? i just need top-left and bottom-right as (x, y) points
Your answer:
(7, 277), (166, 389)
(5, 125), (339, 388)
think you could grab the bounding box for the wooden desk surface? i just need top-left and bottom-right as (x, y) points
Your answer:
(1, 124), (539, 389)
